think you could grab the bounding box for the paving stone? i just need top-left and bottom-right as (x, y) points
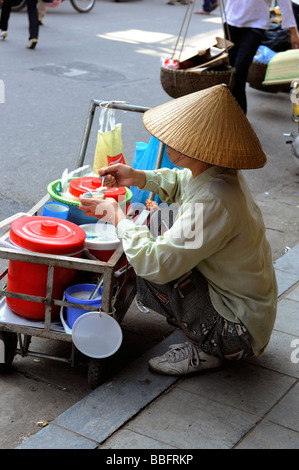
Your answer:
(285, 284), (299, 301)
(176, 361), (296, 416)
(247, 330), (299, 379)
(98, 429), (177, 449)
(125, 388), (258, 449)
(17, 424), (97, 449)
(275, 269), (298, 297)
(267, 382), (299, 432)
(274, 245), (299, 276)
(52, 330), (183, 443)
(236, 419), (299, 449)
(274, 298), (299, 336)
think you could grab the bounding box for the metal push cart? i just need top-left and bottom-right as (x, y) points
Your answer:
(0, 100), (165, 389)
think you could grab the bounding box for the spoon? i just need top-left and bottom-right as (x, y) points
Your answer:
(88, 275), (104, 300)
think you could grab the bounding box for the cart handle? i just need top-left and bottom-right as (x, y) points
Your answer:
(0, 212), (32, 232)
(0, 212), (32, 250)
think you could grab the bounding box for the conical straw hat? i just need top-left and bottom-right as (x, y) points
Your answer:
(142, 84), (267, 169)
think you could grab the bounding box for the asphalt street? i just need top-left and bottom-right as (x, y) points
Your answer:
(0, 0), (299, 449)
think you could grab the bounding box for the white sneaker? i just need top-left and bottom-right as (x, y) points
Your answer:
(149, 342), (222, 375)
(0, 30), (8, 39)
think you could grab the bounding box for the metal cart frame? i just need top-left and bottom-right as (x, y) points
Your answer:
(0, 100), (165, 388)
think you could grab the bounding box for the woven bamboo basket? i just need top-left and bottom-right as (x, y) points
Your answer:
(160, 65), (235, 99)
(247, 60), (290, 93)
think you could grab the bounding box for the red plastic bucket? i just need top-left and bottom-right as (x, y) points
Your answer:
(6, 216), (86, 320)
(69, 177), (126, 203)
(69, 177), (102, 198)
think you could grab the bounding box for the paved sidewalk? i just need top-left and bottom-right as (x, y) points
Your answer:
(17, 245), (299, 449)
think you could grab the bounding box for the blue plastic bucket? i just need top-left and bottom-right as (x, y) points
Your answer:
(65, 283), (102, 329)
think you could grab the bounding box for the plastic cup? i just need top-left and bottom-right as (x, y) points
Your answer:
(43, 202), (69, 220)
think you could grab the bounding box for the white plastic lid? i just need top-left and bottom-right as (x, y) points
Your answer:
(79, 222), (120, 251)
(71, 311), (123, 358)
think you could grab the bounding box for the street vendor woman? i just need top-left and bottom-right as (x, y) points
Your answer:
(79, 84), (278, 376)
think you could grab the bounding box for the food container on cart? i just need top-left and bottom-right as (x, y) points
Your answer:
(64, 283), (103, 329)
(6, 216), (86, 320)
(80, 222), (129, 289)
(79, 222), (121, 262)
(47, 177), (132, 226)
(42, 201), (70, 220)
(69, 177), (125, 200)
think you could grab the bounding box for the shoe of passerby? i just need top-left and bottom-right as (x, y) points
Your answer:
(38, 19), (44, 26)
(194, 9), (210, 14)
(0, 30), (8, 39)
(194, 2), (218, 14)
(148, 342), (223, 375)
(26, 38), (38, 49)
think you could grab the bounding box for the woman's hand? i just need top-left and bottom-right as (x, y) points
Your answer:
(98, 163), (146, 189)
(79, 196), (126, 227)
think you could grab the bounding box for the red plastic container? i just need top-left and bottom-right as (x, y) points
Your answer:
(69, 177), (102, 198)
(6, 216), (86, 320)
(69, 177), (126, 203)
(105, 187), (126, 203)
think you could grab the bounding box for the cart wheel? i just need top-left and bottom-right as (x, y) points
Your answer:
(0, 331), (17, 372)
(88, 358), (107, 389)
(70, 0), (95, 13)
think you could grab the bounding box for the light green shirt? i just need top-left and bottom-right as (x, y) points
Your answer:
(117, 166), (277, 356)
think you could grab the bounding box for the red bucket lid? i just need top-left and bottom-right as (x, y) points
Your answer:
(10, 216), (86, 255)
(104, 187), (126, 202)
(69, 177), (126, 201)
(69, 177), (101, 198)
